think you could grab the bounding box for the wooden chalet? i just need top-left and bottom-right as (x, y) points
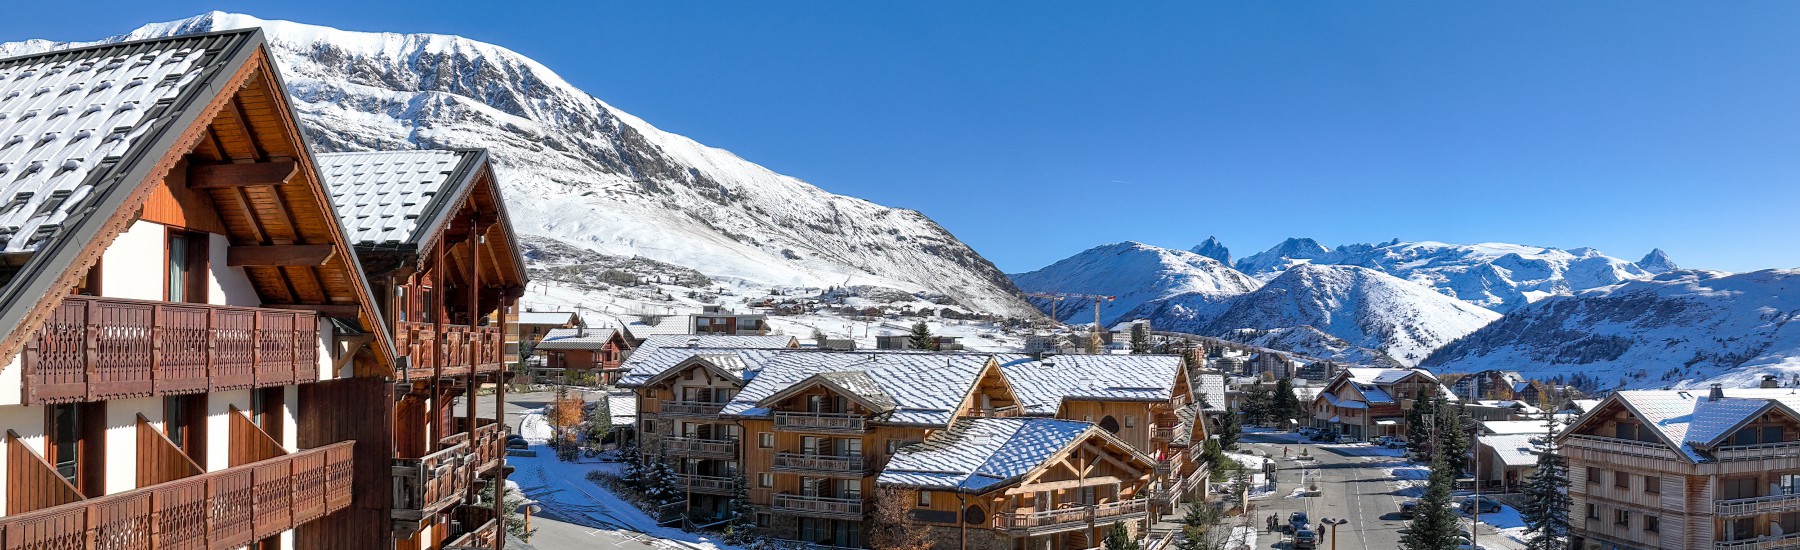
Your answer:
(1311, 367), (1449, 440)
(0, 30), (395, 549)
(532, 327), (631, 385)
(315, 148), (528, 549)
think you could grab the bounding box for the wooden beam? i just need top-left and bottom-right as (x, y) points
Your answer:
(263, 303), (361, 317)
(187, 161), (298, 189)
(1004, 476), (1127, 495)
(227, 245), (336, 267)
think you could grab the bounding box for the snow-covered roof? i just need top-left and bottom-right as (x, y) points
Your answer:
(1344, 367), (1433, 386)
(615, 347), (785, 387)
(632, 334), (797, 357)
(532, 327), (619, 350)
(1196, 373), (1227, 413)
(720, 352), (996, 427)
(318, 149), (483, 247)
(876, 417), (1096, 493)
(1360, 386), (1395, 404)
(1584, 388), (1800, 462)
(606, 391), (637, 425)
(761, 370), (897, 413)
(0, 31), (255, 255)
(1480, 420), (1560, 435)
(999, 354), (1185, 415)
(514, 311), (580, 326)
(1568, 399), (1601, 413)
(1321, 393), (1367, 409)
(1480, 433), (1542, 468)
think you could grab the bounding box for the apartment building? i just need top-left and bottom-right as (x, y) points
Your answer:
(997, 354), (1210, 520)
(0, 30), (391, 548)
(532, 327), (632, 384)
(316, 147), (527, 549)
(1563, 386), (1800, 550)
(1311, 367), (1453, 440)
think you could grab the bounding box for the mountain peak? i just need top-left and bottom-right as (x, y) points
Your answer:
(1190, 236), (1231, 265)
(1638, 248), (1679, 274)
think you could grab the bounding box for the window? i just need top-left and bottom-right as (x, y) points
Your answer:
(1125, 416), (1137, 428)
(759, 432), (774, 448)
(165, 230), (207, 303)
(1586, 504), (1599, 520)
(48, 403), (102, 496)
(1782, 475), (1800, 495)
(1729, 517), (1755, 541)
(756, 513), (770, 527)
(1614, 470), (1629, 489)
(164, 395), (207, 467)
(917, 491), (932, 507)
(759, 473), (772, 488)
(1645, 515), (1659, 533)
(1644, 475), (1661, 494)
(642, 419), (656, 434)
(1587, 467), (1601, 485)
(48, 404), (81, 489)
(251, 387), (284, 442)
(1780, 512), (1800, 535)
(1614, 509), (1630, 526)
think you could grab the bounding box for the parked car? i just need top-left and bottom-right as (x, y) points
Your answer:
(1335, 434), (1360, 444)
(1377, 436), (1408, 448)
(1298, 426), (1319, 436)
(1460, 496), (1503, 514)
(1293, 529), (1318, 549)
(1399, 499), (1418, 518)
(1289, 511), (1310, 533)
(1310, 432), (1333, 442)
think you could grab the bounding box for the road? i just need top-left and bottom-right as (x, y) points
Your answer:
(1237, 431), (1524, 550)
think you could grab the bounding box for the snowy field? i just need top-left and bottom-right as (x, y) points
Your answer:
(507, 444), (748, 550)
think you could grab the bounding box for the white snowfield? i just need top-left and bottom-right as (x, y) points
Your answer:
(0, 12), (1041, 320)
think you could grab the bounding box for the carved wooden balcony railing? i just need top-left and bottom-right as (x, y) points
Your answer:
(444, 417), (506, 475)
(393, 441), (476, 526)
(445, 504), (500, 549)
(662, 437), (738, 458)
(1716, 492), (1800, 517)
(674, 474), (737, 495)
(993, 498), (1149, 535)
(22, 295), (320, 404)
(659, 400), (728, 418)
(770, 493), (866, 520)
(774, 412), (870, 434)
(771, 452), (871, 477)
(396, 322), (505, 379)
(0, 441), (352, 549)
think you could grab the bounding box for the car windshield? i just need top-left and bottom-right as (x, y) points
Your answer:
(1292, 513), (1308, 522)
(1297, 531), (1316, 539)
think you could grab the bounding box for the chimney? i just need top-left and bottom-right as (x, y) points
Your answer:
(1763, 375), (1781, 389)
(686, 337), (700, 348)
(1709, 383), (1725, 401)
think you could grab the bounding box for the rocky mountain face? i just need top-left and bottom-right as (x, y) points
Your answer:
(1423, 269), (1800, 390)
(1009, 242), (1259, 325)
(1190, 236), (1232, 265)
(4, 12), (1042, 318)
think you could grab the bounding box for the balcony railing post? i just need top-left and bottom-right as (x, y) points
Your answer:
(83, 298), (98, 400)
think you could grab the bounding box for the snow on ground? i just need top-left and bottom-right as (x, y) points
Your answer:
(518, 409), (552, 443)
(507, 443), (746, 550)
(1386, 464), (1430, 497)
(1317, 443), (1405, 457)
(1466, 502), (1527, 545)
(1242, 427), (1310, 443)
(1225, 526), (1257, 550)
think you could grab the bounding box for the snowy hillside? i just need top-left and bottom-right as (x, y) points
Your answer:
(1423, 269), (1800, 390)
(1229, 238), (1666, 312)
(1, 12), (1041, 318)
(1008, 242), (1260, 325)
(1140, 265), (1502, 366)
(1191, 236), (1233, 265)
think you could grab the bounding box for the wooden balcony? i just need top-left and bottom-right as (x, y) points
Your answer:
(1152, 426), (1178, 442)
(1562, 434), (1683, 462)
(659, 400), (728, 418)
(774, 412), (870, 434)
(967, 405), (1022, 418)
(1713, 441), (1800, 462)
(443, 417), (506, 475)
(1716, 531), (1800, 550)
(772, 452), (871, 477)
(393, 441), (476, 528)
(1716, 493), (1800, 517)
(445, 505), (500, 549)
(992, 498), (1149, 535)
(397, 322), (505, 379)
(674, 474), (737, 495)
(22, 295), (320, 404)
(662, 437), (738, 458)
(771, 493), (866, 520)
(0, 441), (352, 549)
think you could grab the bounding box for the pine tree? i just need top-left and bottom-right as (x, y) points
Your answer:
(1401, 455), (1462, 550)
(1217, 411), (1242, 449)
(621, 441), (646, 489)
(1103, 521), (1140, 550)
(584, 398), (613, 456)
(643, 449), (682, 512)
(1437, 402), (1471, 474)
(1272, 378), (1302, 427)
(1520, 418), (1572, 550)
(1242, 383), (1273, 426)
(723, 470), (759, 544)
(908, 321), (936, 351)
(1199, 438), (1226, 469)
(1176, 500), (1224, 550)
(1406, 389), (1432, 455)
(1130, 323), (1150, 354)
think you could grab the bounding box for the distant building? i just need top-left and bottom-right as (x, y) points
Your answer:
(507, 310), (583, 364)
(1311, 367), (1454, 440)
(631, 305), (769, 337)
(533, 327), (634, 384)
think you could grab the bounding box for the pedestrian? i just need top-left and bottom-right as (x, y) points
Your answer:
(1283, 447), (1290, 458)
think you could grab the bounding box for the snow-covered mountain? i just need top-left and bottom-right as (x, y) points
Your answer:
(1423, 269), (1800, 390)
(1229, 238), (1668, 312)
(1008, 242), (1259, 325)
(1150, 264), (1501, 366)
(1190, 237), (1232, 265)
(2, 12), (1041, 318)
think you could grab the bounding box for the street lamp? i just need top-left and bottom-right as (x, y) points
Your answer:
(516, 501), (543, 540)
(1318, 517), (1348, 550)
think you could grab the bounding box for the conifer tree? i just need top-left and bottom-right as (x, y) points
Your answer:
(1272, 378), (1302, 427)
(1436, 402), (1471, 474)
(1520, 418), (1572, 550)
(1130, 323), (1151, 354)
(1401, 455), (1462, 550)
(1406, 389), (1432, 455)
(1242, 383), (1273, 426)
(1176, 500), (1224, 550)
(1103, 521), (1140, 550)
(723, 470), (759, 544)
(1217, 411), (1242, 449)
(908, 321), (936, 350)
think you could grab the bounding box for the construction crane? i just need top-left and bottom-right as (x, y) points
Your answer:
(1024, 292), (1116, 353)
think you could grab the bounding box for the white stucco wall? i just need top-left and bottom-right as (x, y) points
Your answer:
(102, 396), (160, 494)
(208, 232), (258, 306)
(206, 389), (249, 472)
(101, 220), (167, 301)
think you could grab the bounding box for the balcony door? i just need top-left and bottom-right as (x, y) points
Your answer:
(47, 402), (104, 497)
(164, 394), (208, 469)
(165, 230), (208, 303)
(833, 437), (861, 457)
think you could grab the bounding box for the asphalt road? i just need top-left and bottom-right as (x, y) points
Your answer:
(1237, 432), (1524, 550)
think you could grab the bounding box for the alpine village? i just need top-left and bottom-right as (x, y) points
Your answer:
(0, 11), (1786, 550)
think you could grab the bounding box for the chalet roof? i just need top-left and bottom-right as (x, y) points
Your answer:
(1481, 433), (1542, 468)
(632, 334), (797, 357)
(1196, 373), (1228, 413)
(606, 391), (637, 425)
(514, 311), (580, 326)
(532, 327), (620, 350)
(1171, 403), (1199, 447)
(876, 417), (1095, 494)
(1574, 389), (1800, 462)
(1480, 420), (1560, 435)
(720, 351), (994, 427)
(760, 370), (898, 414)
(318, 149), (474, 247)
(614, 347), (780, 388)
(999, 354), (1184, 415)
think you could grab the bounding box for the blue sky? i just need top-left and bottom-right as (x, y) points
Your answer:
(4, 2), (1797, 273)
